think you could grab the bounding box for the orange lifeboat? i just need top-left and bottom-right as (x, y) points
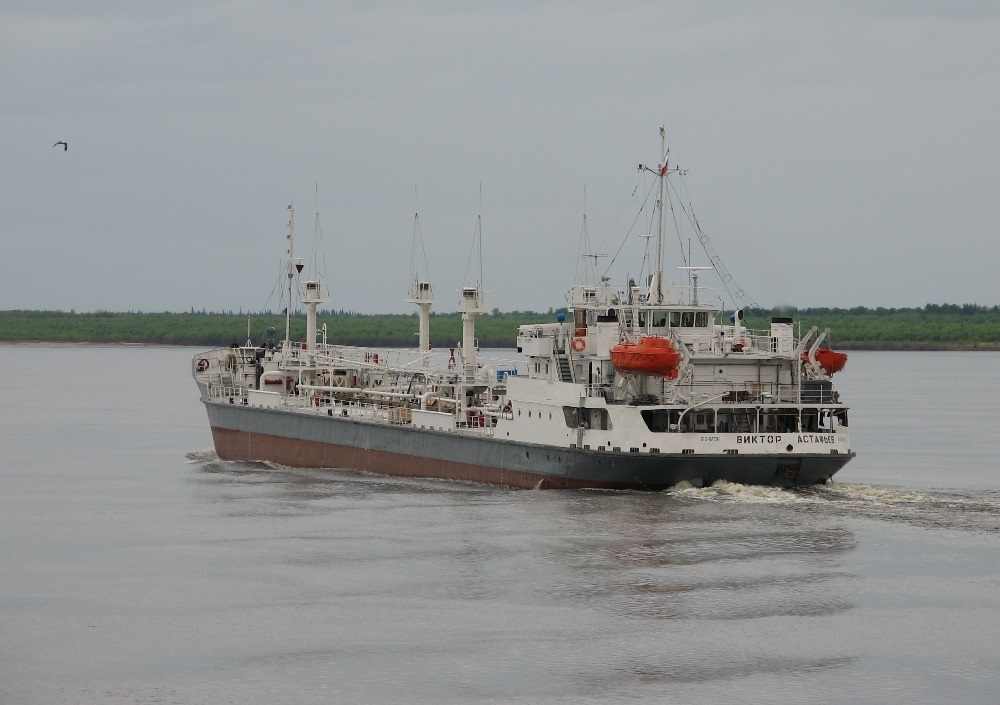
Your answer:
(610, 336), (681, 379)
(803, 347), (848, 375)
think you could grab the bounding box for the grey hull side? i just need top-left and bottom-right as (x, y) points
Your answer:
(205, 402), (853, 490)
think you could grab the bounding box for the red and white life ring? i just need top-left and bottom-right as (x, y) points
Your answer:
(196, 359), (209, 372)
(572, 337), (586, 352)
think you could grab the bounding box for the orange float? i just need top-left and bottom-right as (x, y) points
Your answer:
(804, 347), (848, 375)
(610, 336), (681, 378)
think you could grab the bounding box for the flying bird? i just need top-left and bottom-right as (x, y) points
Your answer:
(53, 141), (68, 151)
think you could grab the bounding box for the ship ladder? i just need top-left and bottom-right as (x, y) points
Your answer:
(553, 353), (573, 383)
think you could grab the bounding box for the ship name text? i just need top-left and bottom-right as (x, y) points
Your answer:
(734, 434), (838, 445)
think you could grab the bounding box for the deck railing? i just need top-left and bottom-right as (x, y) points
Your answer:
(589, 379), (843, 407)
(206, 383), (495, 435)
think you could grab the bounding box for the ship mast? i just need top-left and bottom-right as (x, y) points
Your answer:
(303, 187), (331, 364)
(461, 209), (486, 385)
(459, 192), (487, 391)
(284, 204), (295, 353)
(406, 212), (434, 362)
(655, 125), (667, 304)
(638, 126), (685, 305)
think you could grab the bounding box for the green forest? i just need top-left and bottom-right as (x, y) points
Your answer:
(1, 304), (999, 349)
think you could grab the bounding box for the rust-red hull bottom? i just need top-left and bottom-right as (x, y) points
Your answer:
(210, 426), (636, 490)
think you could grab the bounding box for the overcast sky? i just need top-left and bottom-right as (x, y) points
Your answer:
(2, 1), (998, 314)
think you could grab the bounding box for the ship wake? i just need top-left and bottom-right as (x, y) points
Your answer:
(671, 480), (1000, 534)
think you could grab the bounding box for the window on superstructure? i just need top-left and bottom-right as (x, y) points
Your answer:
(640, 409), (681, 432)
(589, 408), (612, 430)
(695, 312), (709, 327)
(641, 409), (669, 432)
(562, 406), (612, 430)
(800, 408), (843, 432)
(681, 312), (695, 327)
(669, 311), (681, 327)
(716, 408), (758, 433)
(762, 409), (800, 433)
(652, 310), (667, 328)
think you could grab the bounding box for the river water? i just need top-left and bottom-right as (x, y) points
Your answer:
(1, 346), (998, 704)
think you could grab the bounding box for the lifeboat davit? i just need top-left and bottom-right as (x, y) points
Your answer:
(804, 348), (848, 375)
(610, 336), (681, 378)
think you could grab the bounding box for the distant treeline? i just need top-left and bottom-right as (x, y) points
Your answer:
(0, 309), (553, 348)
(743, 304), (1000, 349)
(1, 304), (999, 349)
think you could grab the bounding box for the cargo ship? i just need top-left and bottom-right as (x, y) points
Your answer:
(193, 130), (854, 489)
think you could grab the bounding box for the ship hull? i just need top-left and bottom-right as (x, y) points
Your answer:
(205, 402), (853, 490)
